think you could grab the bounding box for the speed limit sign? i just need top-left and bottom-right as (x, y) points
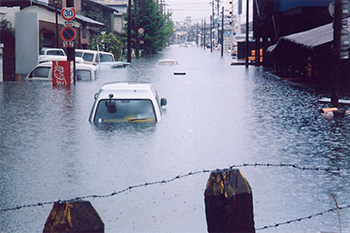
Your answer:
(61, 7), (76, 21)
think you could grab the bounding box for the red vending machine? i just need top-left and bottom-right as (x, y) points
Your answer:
(52, 61), (73, 85)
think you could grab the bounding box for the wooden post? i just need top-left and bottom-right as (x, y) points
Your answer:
(43, 201), (104, 233)
(204, 169), (255, 233)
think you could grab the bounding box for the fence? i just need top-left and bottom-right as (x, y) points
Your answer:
(1, 163), (350, 232)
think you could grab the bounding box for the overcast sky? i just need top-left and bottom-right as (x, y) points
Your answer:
(37, 0), (250, 24)
(166, 0), (251, 24)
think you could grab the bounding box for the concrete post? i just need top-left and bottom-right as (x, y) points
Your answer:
(43, 201), (104, 233)
(204, 169), (255, 233)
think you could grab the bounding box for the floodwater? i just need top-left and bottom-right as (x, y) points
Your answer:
(1, 45), (350, 233)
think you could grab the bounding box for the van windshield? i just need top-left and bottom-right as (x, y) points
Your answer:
(94, 99), (156, 122)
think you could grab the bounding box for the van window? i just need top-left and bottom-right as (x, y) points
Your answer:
(47, 50), (65, 56)
(83, 53), (94, 62)
(76, 70), (91, 81)
(31, 67), (50, 78)
(75, 51), (83, 57)
(100, 54), (114, 62)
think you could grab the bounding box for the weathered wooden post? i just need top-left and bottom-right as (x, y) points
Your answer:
(204, 169), (255, 233)
(43, 201), (104, 233)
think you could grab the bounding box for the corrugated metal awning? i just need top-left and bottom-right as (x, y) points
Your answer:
(281, 17), (349, 49)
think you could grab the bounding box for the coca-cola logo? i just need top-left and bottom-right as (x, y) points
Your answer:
(53, 61), (70, 85)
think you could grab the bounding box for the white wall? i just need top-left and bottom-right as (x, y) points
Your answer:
(15, 12), (39, 76)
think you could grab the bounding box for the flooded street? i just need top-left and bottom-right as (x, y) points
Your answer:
(1, 45), (350, 232)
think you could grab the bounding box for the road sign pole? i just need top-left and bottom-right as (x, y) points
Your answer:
(66, 0), (75, 83)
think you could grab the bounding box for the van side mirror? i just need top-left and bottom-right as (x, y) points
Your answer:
(160, 98), (167, 107)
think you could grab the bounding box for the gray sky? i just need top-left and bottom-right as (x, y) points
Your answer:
(37, 0), (248, 24)
(166, 0), (232, 23)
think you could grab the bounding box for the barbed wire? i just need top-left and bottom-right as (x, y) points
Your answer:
(1, 162), (350, 231)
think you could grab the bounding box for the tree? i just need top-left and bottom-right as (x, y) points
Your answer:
(89, 32), (123, 60)
(124, 0), (174, 55)
(81, 5), (123, 60)
(0, 19), (15, 81)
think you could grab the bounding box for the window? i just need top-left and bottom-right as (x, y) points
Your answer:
(76, 70), (91, 81)
(83, 53), (94, 62)
(31, 67), (50, 78)
(75, 51), (83, 57)
(94, 99), (156, 122)
(100, 54), (114, 62)
(47, 50), (64, 56)
(82, 27), (86, 39)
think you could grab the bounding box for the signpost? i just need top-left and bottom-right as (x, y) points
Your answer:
(61, 2), (76, 83)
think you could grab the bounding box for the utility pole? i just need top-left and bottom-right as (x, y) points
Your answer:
(204, 19), (206, 50)
(54, 1), (59, 48)
(127, 0), (132, 62)
(245, 0), (249, 68)
(66, 0), (75, 82)
(134, 0), (139, 59)
(221, 6), (224, 57)
(211, 0), (214, 52)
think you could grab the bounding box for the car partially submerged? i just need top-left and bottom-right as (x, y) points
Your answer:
(89, 82), (167, 123)
(75, 49), (115, 65)
(25, 62), (98, 81)
(99, 61), (132, 69)
(156, 59), (179, 66)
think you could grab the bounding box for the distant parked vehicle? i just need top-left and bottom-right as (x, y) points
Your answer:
(156, 59), (179, 66)
(99, 61), (132, 69)
(75, 49), (115, 65)
(25, 62), (98, 81)
(89, 82), (167, 123)
(39, 48), (66, 62)
(40, 47), (66, 56)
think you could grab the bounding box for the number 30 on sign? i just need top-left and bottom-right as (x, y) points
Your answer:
(61, 7), (76, 21)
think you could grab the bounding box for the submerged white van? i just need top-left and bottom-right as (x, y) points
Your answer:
(75, 49), (115, 65)
(25, 62), (98, 81)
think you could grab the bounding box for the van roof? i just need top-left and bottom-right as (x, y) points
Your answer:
(98, 82), (157, 99)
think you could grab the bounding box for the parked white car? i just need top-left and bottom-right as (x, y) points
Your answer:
(39, 48), (66, 61)
(25, 62), (98, 81)
(40, 47), (66, 56)
(89, 82), (167, 123)
(75, 49), (115, 65)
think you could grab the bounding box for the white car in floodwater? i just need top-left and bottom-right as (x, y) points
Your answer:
(25, 61), (98, 81)
(89, 82), (167, 123)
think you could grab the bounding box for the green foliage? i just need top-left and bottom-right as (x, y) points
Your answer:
(81, 4), (123, 59)
(124, 0), (174, 55)
(82, 5), (109, 32)
(90, 32), (123, 60)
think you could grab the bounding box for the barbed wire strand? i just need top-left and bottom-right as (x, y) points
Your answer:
(1, 163), (350, 231)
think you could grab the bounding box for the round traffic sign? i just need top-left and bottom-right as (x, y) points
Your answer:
(61, 27), (76, 42)
(61, 7), (76, 21)
(138, 28), (145, 34)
